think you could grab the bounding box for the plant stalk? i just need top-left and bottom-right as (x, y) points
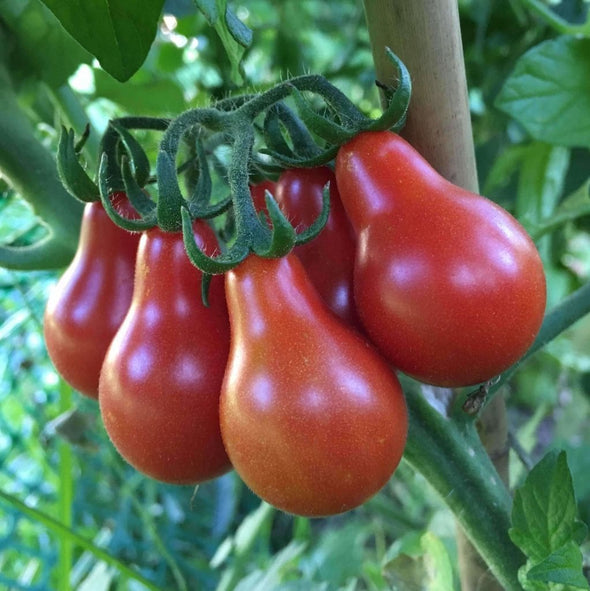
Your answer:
(404, 391), (524, 590)
(0, 58), (82, 269)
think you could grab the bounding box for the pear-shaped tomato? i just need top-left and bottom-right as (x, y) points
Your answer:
(335, 130), (546, 387)
(44, 193), (140, 398)
(275, 167), (360, 327)
(220, 254), (407, 517)
(99, 222), (231, 485)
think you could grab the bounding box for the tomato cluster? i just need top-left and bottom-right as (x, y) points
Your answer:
(44, 130), (545, 516)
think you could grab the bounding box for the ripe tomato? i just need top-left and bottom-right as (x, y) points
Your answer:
(220, 254), (407, 517)
(98, 222), (231, 485)
(274, 167), (360, 327)
(335, 130), (546, 387)
(43, 193), (140, 398)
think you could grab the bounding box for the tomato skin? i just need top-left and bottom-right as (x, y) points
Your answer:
(98, 222), (231, 485)
(220, 254), (407, 517)
(275, 167), (360, 327)
(43, 193), (140, 398)
(335, 130), (547, 387)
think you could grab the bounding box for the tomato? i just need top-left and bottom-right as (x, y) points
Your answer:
(220, 254), (407, 517)
(98, 222), (231, 485)
(43, 193), (140, 399)
(275, 167), (360, 326)
(335, 130), (547, 387)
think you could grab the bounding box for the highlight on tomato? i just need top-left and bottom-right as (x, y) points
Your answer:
(43, 192), (140, 399)
(335, 130), (547, 388)
(220, 253), (408, 517)
(98, 221), (232, 485)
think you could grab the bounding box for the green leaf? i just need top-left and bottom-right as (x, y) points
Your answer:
(299, 521), (369, 586)
(192, 0), (252, 85)
(516, 142), (569, 223)
(420, 531), (455, 591)
(233, 501), (275, 556)
(94, 68), (186, 115)
(0, 0), (92, 87)
(526, 541), (589, 588)
(382, 530), (456, 591)
(233, 541), (307, 591)
(509, 450), (589, 590)
(510, 450), (578, 561)
(37, 0), (166, 82)
(225, 5), (252, 47)
(527, 179), (590, 241)
(496, 37), (590, 148)
(193, 0), (218, 23)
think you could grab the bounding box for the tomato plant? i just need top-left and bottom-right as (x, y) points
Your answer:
(335, 130), (547, 387)
(220, 253), (407, 517)
(98, 221), (232, 485)
(43, 192), (140, 399)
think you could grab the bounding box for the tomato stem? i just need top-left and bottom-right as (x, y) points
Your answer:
(404, 390), (524, 590)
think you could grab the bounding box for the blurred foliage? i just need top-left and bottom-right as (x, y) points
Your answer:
(1, 0), (590, 589)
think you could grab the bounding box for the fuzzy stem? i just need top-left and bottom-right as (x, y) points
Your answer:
(404, 391), (524, 590)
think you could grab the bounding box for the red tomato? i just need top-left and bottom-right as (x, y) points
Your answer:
(43, 193), (140, 398)
(335, 130), (547, 387)
(275, 168), (360, 327)
(98, 222), (231, 484)
(220, 254), (407, 517)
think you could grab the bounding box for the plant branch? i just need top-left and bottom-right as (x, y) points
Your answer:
(0, 59), (82, 269)
(404, 391), (524, 590)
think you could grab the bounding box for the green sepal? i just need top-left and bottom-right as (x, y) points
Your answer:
(109, 121), (151, 187)
(156, 150), (186, 232)
(201, 272), (212, 307)
(274, 102), (322, 159)
(74, 124), (91, 153)
(263, 107), (294, 158)
(253, 191), (296, 258)
(57, 127), (99, 203)
(191, 194), (233, 220)
(249, 155), (285, 178)
(261, 145), (338, 170)
(120, 156), (157, 217)
(181, 207), (247, 274)
(186, 136), (213, 217)
(291, 87), (356, 146)
(294, 182), (330, 246)
(367, 47), (412, 133)
(290, 74), (366, 125)
(99, 154), (155, 232)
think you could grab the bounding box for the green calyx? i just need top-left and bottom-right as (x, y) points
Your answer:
(57, 126), (99, 203)
(92, 48), (410, 273)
